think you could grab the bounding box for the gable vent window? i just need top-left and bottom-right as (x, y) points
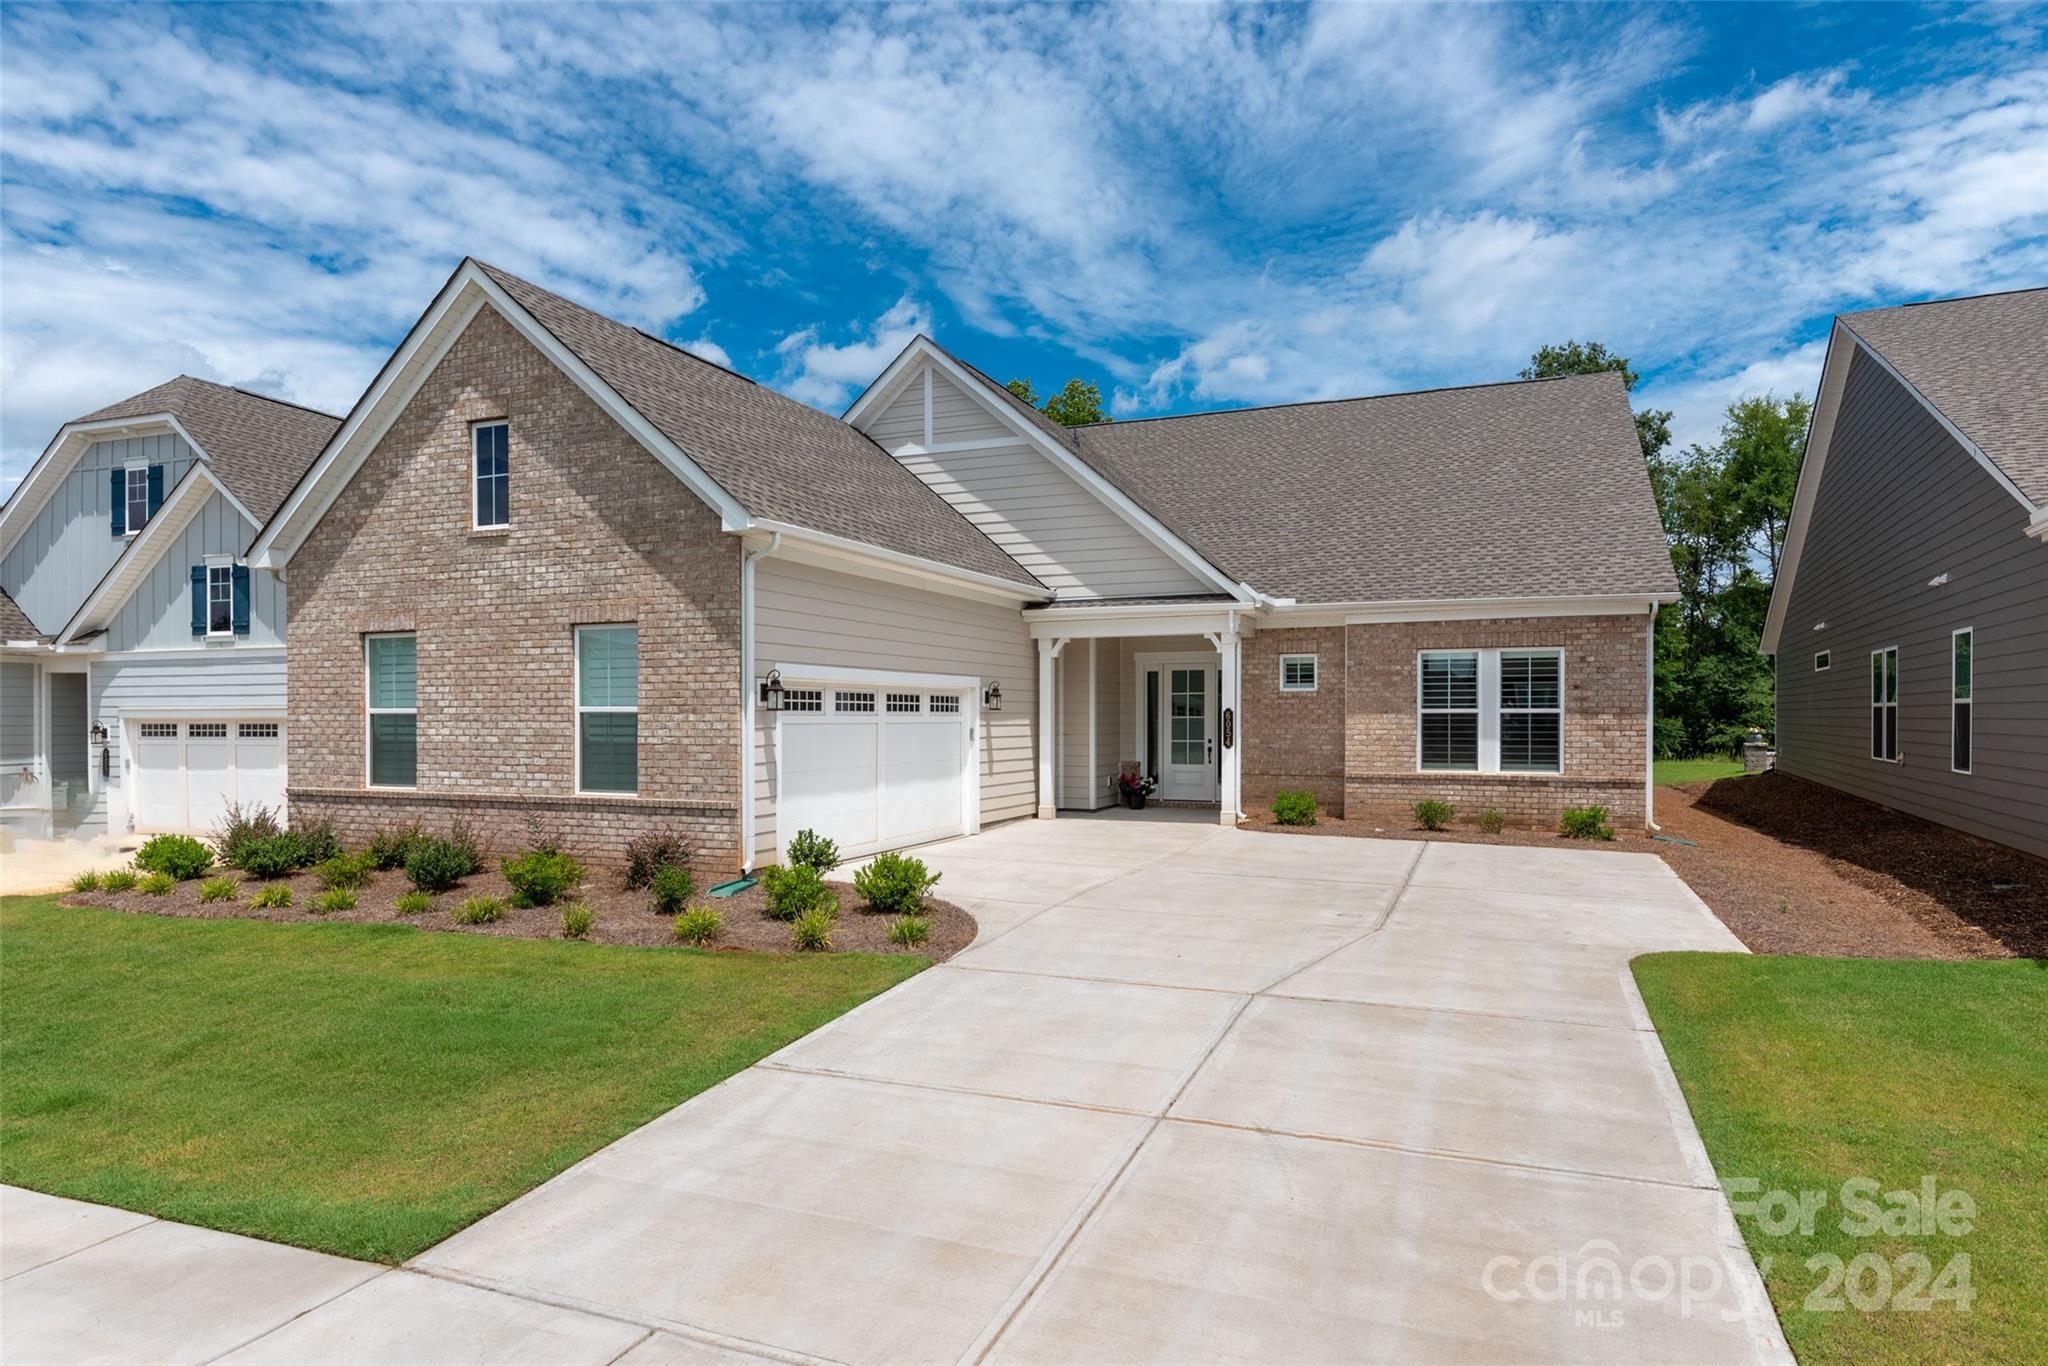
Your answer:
(1952, 630), (1972, 775)
(1280, 654), (1318, 692)
(1814, 651), (1830, 672)
(473, 421), (510, 529)
(1870, 647), (1899, 762)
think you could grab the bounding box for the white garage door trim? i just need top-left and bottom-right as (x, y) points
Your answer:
(773, 665), (981, 861)
(130, 717), (287, 834)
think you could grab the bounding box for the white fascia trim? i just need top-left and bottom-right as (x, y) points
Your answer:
(849, 339), (1251, 603)
(772, 662), (979, 690)
(97, 644), (285, 661)
(55, 462), (255, 645)
(1027, 609), (1249, 641)
(1268, 594), (1669, 626)
(1763, 323), (2043, 654)
(1024, 598), (1246, 619)
(0, 413), (210, 558)
(251, 263), (750, 569)
(746, 518), (1050, 603)
(121, 701), (286, 716)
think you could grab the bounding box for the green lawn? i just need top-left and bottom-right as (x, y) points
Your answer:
(0, 896), (922, 1263)
(1634, 953), (2047, 1364)
(1654, 756), (1749, 785)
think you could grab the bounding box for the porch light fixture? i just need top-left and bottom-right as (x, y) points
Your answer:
(759, 669), (785, 711)
(983, 682), (1003, 712)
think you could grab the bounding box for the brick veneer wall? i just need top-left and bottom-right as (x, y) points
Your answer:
(286, 305), (743, 870)
(1240, 614), (1650, 828)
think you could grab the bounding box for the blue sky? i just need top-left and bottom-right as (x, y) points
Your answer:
(2, 2), (2044, 493)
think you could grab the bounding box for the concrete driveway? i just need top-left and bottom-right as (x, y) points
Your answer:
(4, 818), (1791, 1365)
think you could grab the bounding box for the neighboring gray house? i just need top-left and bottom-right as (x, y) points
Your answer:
(1764, 286), (2048, 860)
(0, 379), (338, 840)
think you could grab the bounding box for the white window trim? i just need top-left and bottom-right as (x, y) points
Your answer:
(574, 623), (638, 796)
(1279, 653), (1318, 693)
(1415, 647), (1564, 774)
(123, 461), (149, 537)
(365, 631), (418, 790)
(1814, 650), (1831, 672)
(471, 420), (509, 530)
(1951, 628), (1972, 776)
(1870, 645), (1900, 764)
(204, 554), (235, 640)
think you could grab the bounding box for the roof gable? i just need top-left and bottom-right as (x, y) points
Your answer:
(56, 461), (257, 644)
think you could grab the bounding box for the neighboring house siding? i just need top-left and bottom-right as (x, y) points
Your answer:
(1776, 349), (2048, 859)
(874, 366), (1208, 599)
(751, 555), (1036, 862)
(1, 433), (197, 634)
(91, 649), (287, 833)
(284, 304), (743, 868)
(105, 491), (282, 651)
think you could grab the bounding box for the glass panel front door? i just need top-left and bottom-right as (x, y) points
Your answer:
(1159, 663), (1216, 801)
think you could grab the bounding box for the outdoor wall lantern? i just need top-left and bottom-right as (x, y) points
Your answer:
(759, 669), (785, 711)
(983, 682), (1003, 712)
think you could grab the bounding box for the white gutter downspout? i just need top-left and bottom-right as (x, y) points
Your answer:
(1645, 600), (1659, 832)
(739, 531), (781, 871)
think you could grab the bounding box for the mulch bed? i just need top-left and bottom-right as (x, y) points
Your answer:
(61, 867), (976, 962)
(1244, 772), (2045, 961)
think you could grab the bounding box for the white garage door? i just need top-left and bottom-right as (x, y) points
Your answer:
(133, 720), (286, 833)
(778, 685), (971, 860)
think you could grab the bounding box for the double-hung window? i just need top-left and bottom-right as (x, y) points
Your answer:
(1870, 647), (1899, 762)
(1418, 648), (1564, 773)
(125, 465), (150, 535)
(1951, 630), (1972, 774)
(366, 634), (418, 787)
(473, 421), (509, 529)
(576, 625), (638, 794)
(1280, 654), (1318, 692)
(205, 559), (234, 637)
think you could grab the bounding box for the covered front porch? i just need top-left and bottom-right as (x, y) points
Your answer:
(1027, 599), (1252, 825)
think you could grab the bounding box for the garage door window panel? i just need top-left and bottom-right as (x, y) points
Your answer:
(366, 633), (418, 788)
(577, 625), (638, 794)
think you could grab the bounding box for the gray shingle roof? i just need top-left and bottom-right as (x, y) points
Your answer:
(477, 264), (1040, 589)
(1839, 287), (2048, 505)
(0, 585), (42, 641)
(75, 377), (342, 524)
(1061, 372), (1677, 604)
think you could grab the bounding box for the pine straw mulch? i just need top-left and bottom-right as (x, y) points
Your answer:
(1244, 771), (2045, 960)
(60, 866), (976, 962)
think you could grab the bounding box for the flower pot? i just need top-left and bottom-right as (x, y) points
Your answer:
(1129, 790), (1147, 810)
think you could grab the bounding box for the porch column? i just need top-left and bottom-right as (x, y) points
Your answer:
(1036, 636), (1063, 820)
(1218, 625), (1242, 826)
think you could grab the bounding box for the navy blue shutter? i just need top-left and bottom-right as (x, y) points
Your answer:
(231, 566), (251, 635)
(111, 469), (126, 535)
(190, 566), (207, 635)
(146, 465), (164, 518)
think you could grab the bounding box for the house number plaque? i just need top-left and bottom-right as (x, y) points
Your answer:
(1222, 707), (1235, 749)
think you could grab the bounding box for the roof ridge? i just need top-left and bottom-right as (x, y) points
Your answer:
(1845, 284), (2048, 318)
(1085, 370), (1618, 430)
(470, 258), (761, 390)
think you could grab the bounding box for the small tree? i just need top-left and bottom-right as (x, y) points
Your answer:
(1041, 378), (1109, 428)
(1004, 378), (1039, 404)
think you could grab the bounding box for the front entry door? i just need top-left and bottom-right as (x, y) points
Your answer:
(1161, 663), (1217, 802)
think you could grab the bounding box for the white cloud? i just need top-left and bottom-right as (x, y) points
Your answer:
(1640, 339), (1832, 455)
(682, 337), (733, 370)
(773, 297), (931, 408)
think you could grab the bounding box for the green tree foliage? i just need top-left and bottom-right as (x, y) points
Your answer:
(1524, 342), (1805, 758)
(1004, 378), (1038, 404)
(1008, 375), (1111, 427)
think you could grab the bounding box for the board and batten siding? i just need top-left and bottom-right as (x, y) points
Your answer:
(866, 367), (1211, 600)
(1, 433), (198, 634)
(106, 491), (282, 651)
(1, 662), (36, 764)
(1776, 348), (2048, 860)
(88, 649), (287, 834)
(750, 557), (1036, 862)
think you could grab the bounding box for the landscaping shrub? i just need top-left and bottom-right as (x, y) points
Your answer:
(503, 844), (585, 907)
(310, 888), (356, 915)
(649, 864), (696, 915)
(68, 871), (103, 893)
(888, 915), (931, 948)
(1271, 790), (1319, 826)
(404, 838), (472, 894)
(454, 895), (505, 925)
(249, 884), (293, 909)
(1413, 799), (1455, 831)
(139, 871), (176, 896)
(1477, 807), (1508, 835)
(561, 904), (594, 940)
(622, 831), (690, 890)
(237, 833), (307, 880)
(315, 851), (376, 891)
(99, 869), (138, 892)
(211, 801), (283, 869)
(1559, 805), (1616, 841)
(393, 890), (434, 915)
(198, 876), (238, 904)
(852, 851), (939, 915)
(135, 833), (212, 881)
(291, 818), (343, 868)
(786, 828), (841, 874)
(762, 864), (834, 920)
(673, 906), (723, 946)
(441, 817), (487, 876)
(366, 823), (423, 871)
(790, 907), (834, 951)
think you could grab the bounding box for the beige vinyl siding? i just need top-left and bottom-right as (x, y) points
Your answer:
(1056, 641), (1100, 809)
(750, 557), (1036, 862)
(929, 370), (1011, 444)
(867, 377), (925, 448)
(1096, 637), (1123, 798)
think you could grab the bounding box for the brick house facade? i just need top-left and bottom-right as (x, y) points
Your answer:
(285, 307), (743, 866)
